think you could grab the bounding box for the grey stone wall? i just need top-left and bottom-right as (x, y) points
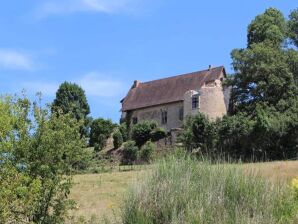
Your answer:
(130, 101), (184, 131)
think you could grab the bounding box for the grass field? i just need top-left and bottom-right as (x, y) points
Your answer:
(69, 160), (298, 222)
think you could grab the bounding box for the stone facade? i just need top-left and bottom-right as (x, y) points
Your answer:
(130, 101), (184, 131)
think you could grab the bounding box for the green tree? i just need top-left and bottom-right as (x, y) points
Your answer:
(0, 95), (85, 223)
(52, 82), (90, 137)
(131, 120), (157, 147)
(288, 8), (298, 47)
(140, 141), (156, 163)
(230, 8), (298, 115)
(89, 118), (116, 149)
(227, 8), (298, 160)
(113, 130), (123, 149)
(121, 141), (138, 165)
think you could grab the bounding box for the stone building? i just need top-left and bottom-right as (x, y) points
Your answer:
(121, 66), (230, 131)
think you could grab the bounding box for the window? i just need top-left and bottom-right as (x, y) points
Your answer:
(132, 117), (138, 124)
(192, 95), (199, 109)
(161, 110), (167, 124)
(179, 107), (184, 121)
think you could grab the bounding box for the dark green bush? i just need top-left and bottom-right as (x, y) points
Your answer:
(89, 118), (116, 148)
(131, 120), (157, 147)
(140, 141), (156, 163)
(150, 127), (167, 142)
(122, 141), (138, 165)
(113, 130), (123, 149)
(119, 123), (129, 142)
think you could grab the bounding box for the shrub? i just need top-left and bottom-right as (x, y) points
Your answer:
(121, 141), (138, 165)
(140, 141), (156, 163)
(113, 130), (123, 149)
(89, 118), (116, 148)
(179, 113), (217, 153)
(150, 127), (167, 142)
(131, 120), (157, 147)
(121, 155), (298, 224)
(119, 123), (129, 142)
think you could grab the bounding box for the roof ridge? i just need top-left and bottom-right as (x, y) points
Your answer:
(139, 66), (224, 85)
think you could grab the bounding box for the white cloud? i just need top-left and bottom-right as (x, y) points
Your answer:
(0, 50), (34, 70)
(21, 72), (127, 98)
(37, 0), (144, 16)
(77, 72), (127, 97)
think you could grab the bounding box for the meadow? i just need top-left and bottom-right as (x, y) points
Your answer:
(69, 160), (298, 222)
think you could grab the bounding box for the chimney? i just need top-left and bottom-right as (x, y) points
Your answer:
(132, 80), (140, 89)
(208, 65), (213, 70)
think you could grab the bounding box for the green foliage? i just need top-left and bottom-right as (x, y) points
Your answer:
(140, 141), (156, 163)
(113, 130), (123, 149)
(150, 127), (167, 142)
(288, 8), (298, 47)
(247, 8), (287, 47)
(0, 95), (85, 223)
(121, 141), (138, 165)
(131, 120), (157, 147)
(179, 113), (217, 154)
(217, 114), (255, 159)
(121, 156), (298, 224)
(119, 123), (129, 142)
(52, 82), (90, 137)
(89, 118), (116, 150)
(218, 7), (298, 160)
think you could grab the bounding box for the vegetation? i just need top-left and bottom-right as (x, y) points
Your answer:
(131, 120), (166, 148)
(113, 130), (123, 149)
(121, 155), (298, 224)
(179, 8), (298, 161)
(52, 81), (91, 138)
(139, 141), (156, 163)
(121, 141), (139, 165)
(89, 118), (116, 150)
(119, 123), (129, 142)
(0, 95), (85, 223)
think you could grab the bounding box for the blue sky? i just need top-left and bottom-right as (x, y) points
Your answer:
(0, 1), (296, 122)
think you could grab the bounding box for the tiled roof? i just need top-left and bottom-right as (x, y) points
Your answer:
(122, 66), (225, 111)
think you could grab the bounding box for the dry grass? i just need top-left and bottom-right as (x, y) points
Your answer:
(69, 160), (298, 221)
(69, 170), (146, 222)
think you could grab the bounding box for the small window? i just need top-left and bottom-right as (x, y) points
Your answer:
(192, 95), (199, 109)
(179, 107), (184, 121)
(161, 110), (167, 124)
(132, 117), (138, 124)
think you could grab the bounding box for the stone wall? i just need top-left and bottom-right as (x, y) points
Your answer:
(130, 101), (184, 131)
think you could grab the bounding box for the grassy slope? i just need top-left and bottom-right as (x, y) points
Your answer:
(69, 160), (298, 221)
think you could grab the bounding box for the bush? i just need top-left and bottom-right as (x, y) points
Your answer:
(119, 123), (129, 142)
(140, 141), (156, 163)
(121, 155), (298, 224)
(179, 113), (217, 153)
(89, 118), (116, 148)
(121, 141), (138, 165)
(150, 127), (167, 142)
(131, 120), (157, 147)
(113, 130), (123, 149)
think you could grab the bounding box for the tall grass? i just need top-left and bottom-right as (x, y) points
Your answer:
(121, 155), (297, 224)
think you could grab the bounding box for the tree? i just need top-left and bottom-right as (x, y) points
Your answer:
(121, 141), (138, 165)
(227, 8), (298, 160)
(140, 141), (156, 163)
(52, 82), (90, 137)
(113, 130), (123, 149)
(131, 120), (157, 147)
(89, 118), (116, 149)
(288, 8), (298, 47)
(230, 8), (298, 115)
(0, 95), (85, 223)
